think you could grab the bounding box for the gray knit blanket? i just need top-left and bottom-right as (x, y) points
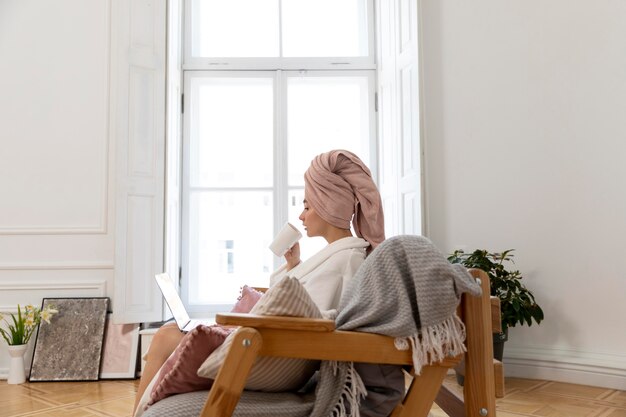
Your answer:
(308, 235), (482, 417)
(143, 235), (482, 417)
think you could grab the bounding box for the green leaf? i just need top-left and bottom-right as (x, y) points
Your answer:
(449, 247), (544, 331)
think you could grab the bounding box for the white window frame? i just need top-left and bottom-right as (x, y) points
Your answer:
(180, 69), (378, 315)
(182, 0), (377, 71)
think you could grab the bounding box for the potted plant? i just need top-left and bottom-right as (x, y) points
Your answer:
(448, 249), (544, 360)
(1, 304), (58, 384)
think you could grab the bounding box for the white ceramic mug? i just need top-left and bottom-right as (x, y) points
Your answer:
(269, 222), (303, 256)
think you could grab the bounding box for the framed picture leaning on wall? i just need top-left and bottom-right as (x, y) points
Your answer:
(29, 297), (109, 382)
(99, 313), (140, 379)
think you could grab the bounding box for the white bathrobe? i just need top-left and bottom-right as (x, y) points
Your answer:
(269, 237), (370, 317)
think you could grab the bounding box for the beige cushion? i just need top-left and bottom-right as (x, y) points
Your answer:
(197, 276), (322, 392)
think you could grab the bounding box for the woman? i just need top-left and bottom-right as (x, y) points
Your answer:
(270, 149), (384, 316)
(134, 149), (384, 413)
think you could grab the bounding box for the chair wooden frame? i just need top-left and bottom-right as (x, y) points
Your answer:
(199, 269), (497, 417)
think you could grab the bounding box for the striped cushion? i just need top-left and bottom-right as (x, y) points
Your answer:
(197, 276), (322, 392)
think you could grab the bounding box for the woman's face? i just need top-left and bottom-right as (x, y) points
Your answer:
(299, 199), (327, 238)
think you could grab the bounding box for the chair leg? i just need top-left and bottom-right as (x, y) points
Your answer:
(200, 328), (262, 417)
(393, 365), (450, 417)
(494, 359), (505, 398)
(463, 271), (497, 417)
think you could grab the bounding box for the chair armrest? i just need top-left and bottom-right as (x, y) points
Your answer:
(215, 312), (336, 332)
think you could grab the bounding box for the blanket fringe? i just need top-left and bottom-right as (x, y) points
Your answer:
(329, 362), (367, 417)
(395, 314), (467, 375)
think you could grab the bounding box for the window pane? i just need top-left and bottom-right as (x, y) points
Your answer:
(188, 191), (274, 305)
(282, 0), (369, 57)
(287, 75), (371, 186)
(191, 0), (279, 57)
(189, 76), (273, 187)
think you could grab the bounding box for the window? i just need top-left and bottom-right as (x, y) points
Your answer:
(111, 0), (422, 323)
(181, 0), (377, 315)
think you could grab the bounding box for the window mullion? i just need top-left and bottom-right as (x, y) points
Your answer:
(278, 0), (283, 58)
(274, 70), (288, 270)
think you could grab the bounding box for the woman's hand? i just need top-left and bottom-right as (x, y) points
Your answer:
(284, 242), (301, 271)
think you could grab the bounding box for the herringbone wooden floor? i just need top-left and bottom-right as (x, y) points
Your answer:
(1, 376), (624, 417)
(431, 376), (626, 417)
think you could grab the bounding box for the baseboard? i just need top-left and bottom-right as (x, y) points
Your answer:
(0, 368), (26, 380)
(5, 348), (625, 391)
(503, 345), (626, 390)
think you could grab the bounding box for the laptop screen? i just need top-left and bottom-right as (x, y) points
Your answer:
(155, 273), (190, 328)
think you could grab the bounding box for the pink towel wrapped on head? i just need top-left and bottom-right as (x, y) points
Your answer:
(304, 149), (385, 251)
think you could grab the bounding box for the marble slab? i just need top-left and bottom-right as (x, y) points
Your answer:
(29, 297), (109, 381)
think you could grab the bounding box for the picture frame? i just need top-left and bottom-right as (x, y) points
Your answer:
(99, 313), (140, 379)
(29, 297), (109, 382)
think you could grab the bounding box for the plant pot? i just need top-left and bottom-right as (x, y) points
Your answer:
(492, 329), (508, 362)
(455, 329), (508, 386)
(7, 344), (28, 384)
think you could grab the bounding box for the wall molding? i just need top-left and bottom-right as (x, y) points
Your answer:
(0, 262), (114, 271)
(504, 345), (626, 390)
(0, 225), (108, 235)
(0, 0), (112, 237)
(0, 280), (107, 296)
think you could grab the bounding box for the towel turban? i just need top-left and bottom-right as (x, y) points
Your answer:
(304, 150), (385, 251)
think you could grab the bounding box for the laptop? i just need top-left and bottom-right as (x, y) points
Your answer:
(155, 272), (215, 332)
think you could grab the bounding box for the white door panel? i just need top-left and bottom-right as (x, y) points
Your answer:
(377, 0), (422, 237)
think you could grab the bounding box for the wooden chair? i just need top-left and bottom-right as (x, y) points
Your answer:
(450, 294), (505, 403)
(198, 269), (497, 417)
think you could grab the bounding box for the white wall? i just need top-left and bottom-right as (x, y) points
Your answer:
(420, 0), (626, 389)
(0, 0), (113, 374)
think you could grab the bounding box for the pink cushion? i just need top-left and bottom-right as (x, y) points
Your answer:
(230, 285), (264, 313)
(148, 324), (233, 405)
